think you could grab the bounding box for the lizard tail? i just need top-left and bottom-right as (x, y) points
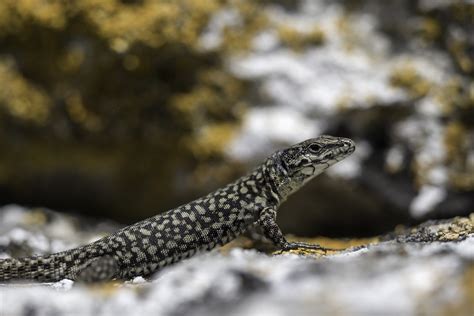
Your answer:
(1, 255), (61, 282)
(0, 250), (79, 283)
(0, 245), (120, 283)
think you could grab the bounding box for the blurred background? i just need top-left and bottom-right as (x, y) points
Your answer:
(0, 0), (472, 238)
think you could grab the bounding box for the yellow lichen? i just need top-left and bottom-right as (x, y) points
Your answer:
(419, 17), (441, 42)
(470, 83), (474, 105)
(219, 1), (268, 52)
(291, 236), (379, 250)
(435, 77), (464, 114)
(0, 61), (52, 124)
(448, 33), (473, 74)
(273, 236), (379, 256)
(444, 121), (466, 164)
(389, 64), (432, 98)
(0, 0), (67, 32)
(77, 0), (221, 49)
(65, 92), (103, 132)
(171, 69), (247, 156)
(277, 25), (325, 51)
(188, 123), (238, 158)
(436, 215), (474, 241)
(447, 2), (474, 74)
(0, 0), (267, 221)
(89, 281), (123, 296)
(444, 122), (474, 190)
(23, 209), (48, 227)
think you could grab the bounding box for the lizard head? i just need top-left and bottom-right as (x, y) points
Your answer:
(268, 135), (355, 200)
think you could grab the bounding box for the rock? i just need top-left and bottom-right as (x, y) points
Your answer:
(1, 206), (473, 316)
(227, 0), (474, 232)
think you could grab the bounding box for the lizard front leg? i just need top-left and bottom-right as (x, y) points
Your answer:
(257, 207), (328, 251)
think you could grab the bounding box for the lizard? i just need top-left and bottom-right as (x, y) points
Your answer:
(0, 135), (355, 282)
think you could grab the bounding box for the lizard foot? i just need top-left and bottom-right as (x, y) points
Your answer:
(273, 242), (338, 256)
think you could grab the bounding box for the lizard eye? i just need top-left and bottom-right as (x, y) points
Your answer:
(308, 143), (322, 153)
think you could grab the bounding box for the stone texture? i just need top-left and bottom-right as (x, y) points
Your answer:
(1, 206), (472, 316)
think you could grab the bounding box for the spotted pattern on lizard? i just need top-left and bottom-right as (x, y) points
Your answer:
(0, 135), (355, 282)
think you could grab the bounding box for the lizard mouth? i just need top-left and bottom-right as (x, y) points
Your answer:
(325, 153), (335, 160)
(336, 139), (356, 159)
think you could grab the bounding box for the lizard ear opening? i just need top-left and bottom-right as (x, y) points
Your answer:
(278, 154), (290, 174)
(308, 143), (322, 153)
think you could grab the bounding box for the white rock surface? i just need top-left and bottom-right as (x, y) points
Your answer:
(1, 206), (473, 316)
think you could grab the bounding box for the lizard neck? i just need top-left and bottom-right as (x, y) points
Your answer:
(231, 162), (281, 214)
(260, 158), (284, 208)
(261, 153), (293, 204)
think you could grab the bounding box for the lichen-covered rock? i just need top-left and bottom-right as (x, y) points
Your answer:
(0, 0), (473, 237)
(0, 0), (264, 222)
(227, 0), (474, 235)
(0, 205), (473, 316)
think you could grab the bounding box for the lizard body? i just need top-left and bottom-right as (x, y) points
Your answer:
(0, 135), (355, 282)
